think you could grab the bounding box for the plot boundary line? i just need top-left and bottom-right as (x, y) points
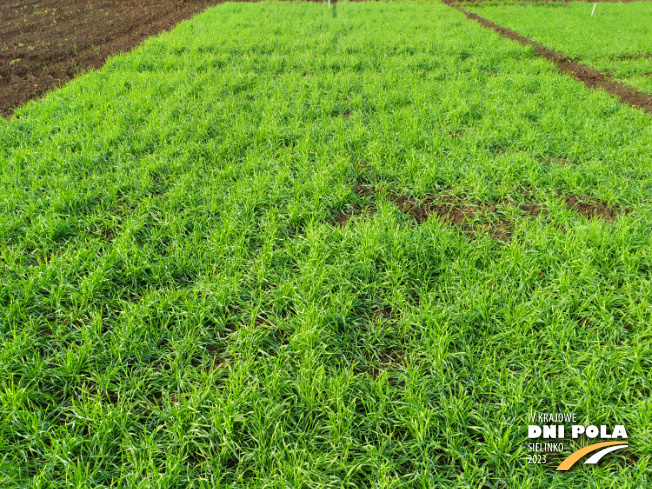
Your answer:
(444, 1), (652, 116)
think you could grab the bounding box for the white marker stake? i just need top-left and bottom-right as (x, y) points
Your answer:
(328, 0), (331, 7)
(591, 3), (597, 16)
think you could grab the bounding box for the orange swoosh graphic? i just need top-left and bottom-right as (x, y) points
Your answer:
(556, 441), (629, 471)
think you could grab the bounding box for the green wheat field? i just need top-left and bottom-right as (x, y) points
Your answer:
(468, 1), (652, 94)
(0, 1), (650, 487)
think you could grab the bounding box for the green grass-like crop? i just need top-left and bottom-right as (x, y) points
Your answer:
(0, 1), (651, 487)
(467, 1), (652, 94)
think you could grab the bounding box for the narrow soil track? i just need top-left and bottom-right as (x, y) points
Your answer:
(333, 178), (625, 242)
(0, 0), (222, 117)
(446, 2), (652, 116)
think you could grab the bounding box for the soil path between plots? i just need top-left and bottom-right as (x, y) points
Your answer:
(445, 2), (652, 116)
(0, 0), (223, 117)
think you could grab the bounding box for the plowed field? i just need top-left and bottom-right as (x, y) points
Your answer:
(0, 0), (220, 116)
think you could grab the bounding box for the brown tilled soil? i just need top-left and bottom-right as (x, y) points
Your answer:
(332, 183), (377, 228)
(392, 192), (623, 238)
(446, 2), (652, 116)
(333, 207), (362, 228)
(0, 0), (222, 117)
(564, 196), (620, 221)
(390, 194), (517, 242)
(333, 160), (626, 240)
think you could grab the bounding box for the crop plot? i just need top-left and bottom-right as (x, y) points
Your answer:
(464, 1), (652, 94)
(0, 0), (221, 116)
(0, 1), (651, 487)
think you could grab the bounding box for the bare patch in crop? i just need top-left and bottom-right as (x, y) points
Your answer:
(390, 194), (516, 241)
(356, 346), (406, 381)
(387, 189), (628, 239)
(476, 221), (513, 242)
(205, 344), (228, 371)
(377, 347), (405, 366)
(538, 156), (572, 167)
(353, 184), (376, 198)
(564, 196), (621, 221)
(332, 172), (377, 227)
(518, 203), (543, 216)
(333, 209), (355, 228)
(332, 202), (375, 228)
(338, 160), (625, 236)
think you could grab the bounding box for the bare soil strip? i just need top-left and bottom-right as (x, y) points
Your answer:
(390, 192), (622, 241)
(0, 0), (222, 117)
(334, 165), (625, 240)
(446, 2), (652, 115)
(334, 183), (624, 241)
(564, 196), (621, 221)
(390, 194), (517, 242)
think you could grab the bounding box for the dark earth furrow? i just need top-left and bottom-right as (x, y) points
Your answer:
(445, 1), (652, 115)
